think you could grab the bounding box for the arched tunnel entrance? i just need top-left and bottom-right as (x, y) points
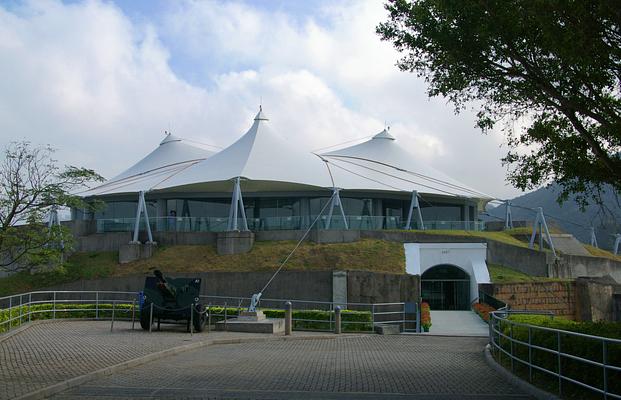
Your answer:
(421, 264), (471, 310)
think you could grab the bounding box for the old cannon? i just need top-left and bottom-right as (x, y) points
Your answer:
(139, 270), (207, 332)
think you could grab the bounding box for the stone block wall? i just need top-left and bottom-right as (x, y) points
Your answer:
(491, 281), (576, 319)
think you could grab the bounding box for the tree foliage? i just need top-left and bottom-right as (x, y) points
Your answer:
(377, 0), (621, 205)
(0, 142), (103, 272)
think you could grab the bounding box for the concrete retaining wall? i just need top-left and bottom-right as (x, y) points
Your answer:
(491, 281), (576, 319)
(347, 271), (420, 304)
(40, 270), (420, 305)
(575, 277), (621, 322)
(486, 241), (550, 277)
(75, 232), (131, 252)
(554, 255), (621, 282)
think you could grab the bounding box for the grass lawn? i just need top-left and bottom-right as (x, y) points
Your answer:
(584, 244), (621, 262)
(0, 252), (118, 297)
(487, 263), (570, 284)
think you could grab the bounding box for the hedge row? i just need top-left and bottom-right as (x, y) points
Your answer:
(0, 303), (137, 333)
(1, 303), (373, 333)
(495, 315), (621, 398)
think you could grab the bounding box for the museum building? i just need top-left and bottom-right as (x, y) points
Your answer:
(75, 108), (492, 234)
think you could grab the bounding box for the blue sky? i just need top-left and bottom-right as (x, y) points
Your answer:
(0, 0), (523, 199)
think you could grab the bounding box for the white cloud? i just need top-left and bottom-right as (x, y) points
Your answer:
(0, 0), (524, 200)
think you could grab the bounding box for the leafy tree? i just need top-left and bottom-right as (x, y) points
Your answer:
(377, 0), (621, 206)
(0, 142), (103, 272)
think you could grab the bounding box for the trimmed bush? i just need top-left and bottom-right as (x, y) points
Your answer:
(1, 303), (373, 334)
(0, 303), (137, 333)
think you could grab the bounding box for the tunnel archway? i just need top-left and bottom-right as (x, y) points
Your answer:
(421, 264), (471, 310)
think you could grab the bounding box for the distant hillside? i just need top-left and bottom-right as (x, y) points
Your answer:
(485, 184), (621, 250)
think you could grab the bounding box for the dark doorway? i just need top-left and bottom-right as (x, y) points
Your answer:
(421, 264), (470, 310)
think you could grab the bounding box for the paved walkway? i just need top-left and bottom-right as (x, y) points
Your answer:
(51, 335), (531, 399)
(427, 311), (489, 336)
(0, 320), (323, 400)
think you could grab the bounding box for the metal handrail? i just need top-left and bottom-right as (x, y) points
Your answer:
(2, 290), (421, 334)
(0, 290), (140, 334)
(489, 310), (621, 399)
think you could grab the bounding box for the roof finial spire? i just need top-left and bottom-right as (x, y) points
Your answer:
(254, 102), (269, 121)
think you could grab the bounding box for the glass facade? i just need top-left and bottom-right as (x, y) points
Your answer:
(86, 192), (482, 232)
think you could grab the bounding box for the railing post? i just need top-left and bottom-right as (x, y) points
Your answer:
(416, 302), (420, 333)
(53, 292), (56, 320)
(528, 326), (533, 383)
(557, 331), (562, 396)
(224, 302), (228, 330)
(8, 296), (12, 332)
(285, 301), (292, 336)
(329, 303), (333, 332)
(95, 292), (99, 320)
(207, 304), (211, 333)
(190, 304), (194, 337)
(402, 303), (406, 332)
(19, 295), (22, 326)
(488, 314), (493, 345)
(149, 303), (154, 333)
(110, 301), (115, 332)
(603, 340), (608, 399)
(28, 293), (32, 323)
(335, 306), (342, 334)
(131, 299), (136, 330)
(371, 304), (375, 331)
(510, 324), (514, 372)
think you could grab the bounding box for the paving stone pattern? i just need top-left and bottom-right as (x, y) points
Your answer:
(54, 335), (532, 399)
(0, 320), (211, 399)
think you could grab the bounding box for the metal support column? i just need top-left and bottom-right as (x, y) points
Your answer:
(227, 177), (248, 231)
(590, 227), (598, 248)
(504, 201), (513, 230)
(131, 191), (154, 243)
(325, 188), (348, 230)
(614, 234), (621, 255)
(529, 207), (556, 257)
(405, 190), (424, 230)
(48, 206), (64, 249)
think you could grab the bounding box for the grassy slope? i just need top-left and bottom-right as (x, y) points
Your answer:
(487, 263), (569, 284)
(0, 240), (405, 296)
(114, 239), (406, 277)
(5, 227), (604, 296)
(0, 252), (118, 296)
(584, 244), (621, 262)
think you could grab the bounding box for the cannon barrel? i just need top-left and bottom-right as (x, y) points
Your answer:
(153, 270), (177, 299)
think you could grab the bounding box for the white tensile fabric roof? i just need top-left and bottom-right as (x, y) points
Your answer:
(320, 129), (492, 199)
(152, 110), (334, 193)
(83, 109), (490, 201)
(80, 133), (215, 196)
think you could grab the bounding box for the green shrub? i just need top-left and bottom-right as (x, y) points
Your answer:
(494, 315), (621, 398)
(0, 303), (138, 333)
(1, 303), (373, 334)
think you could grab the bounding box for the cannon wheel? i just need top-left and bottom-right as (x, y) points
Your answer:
(192, 305), (207, 333)
(140, 302), (152, 331)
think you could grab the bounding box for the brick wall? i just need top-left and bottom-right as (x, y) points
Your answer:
(491, 281), (576, 319)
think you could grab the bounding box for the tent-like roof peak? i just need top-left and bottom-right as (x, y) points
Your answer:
(254, 106), (269, 121)
(160, 132), (182, 145)
(373, 128), (395, 140)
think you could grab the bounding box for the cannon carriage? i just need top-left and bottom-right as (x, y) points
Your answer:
(139, 270), (207, 332)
